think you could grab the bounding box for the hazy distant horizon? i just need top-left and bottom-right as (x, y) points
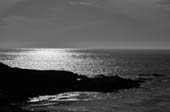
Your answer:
(0, 47), (170, 51)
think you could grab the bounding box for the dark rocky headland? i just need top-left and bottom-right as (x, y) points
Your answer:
(0, 63), (162, 111)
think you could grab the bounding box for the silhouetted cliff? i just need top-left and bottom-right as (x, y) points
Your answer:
(0, 63), (146, 104)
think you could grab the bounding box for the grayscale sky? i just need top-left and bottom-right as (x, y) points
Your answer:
(0, 0), (170, 49)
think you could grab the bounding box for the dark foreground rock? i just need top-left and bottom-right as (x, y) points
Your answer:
(0, 63), (146, 104)
(0, 105), (31, 112)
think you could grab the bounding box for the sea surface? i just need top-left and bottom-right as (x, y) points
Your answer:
(0, 48), (170, 112)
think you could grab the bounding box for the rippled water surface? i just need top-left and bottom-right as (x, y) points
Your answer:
(1, 48), (170, 112)
(1, 49), (170, 77)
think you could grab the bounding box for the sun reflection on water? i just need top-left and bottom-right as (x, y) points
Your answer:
(0, 48), (127, 76)
(28, 49), (70, 60)
(33, 49), (58, 56)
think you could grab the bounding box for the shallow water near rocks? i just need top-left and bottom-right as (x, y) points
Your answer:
(19, 75), (170, 112)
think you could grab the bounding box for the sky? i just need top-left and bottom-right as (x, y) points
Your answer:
(0, 0), (170, 49)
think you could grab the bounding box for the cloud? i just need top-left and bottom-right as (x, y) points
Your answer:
(156, 0), (170, 11)
(68, 1), (92, 6)
(0, 15), (108, 43)
(0, 0), (24, 17)
(0, 0), (170, 48)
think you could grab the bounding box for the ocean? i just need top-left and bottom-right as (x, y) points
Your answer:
(0, 48), (170, 112)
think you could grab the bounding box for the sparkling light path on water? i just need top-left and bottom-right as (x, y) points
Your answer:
(1, 48), (124, 77)
(1, 48), (170, 77)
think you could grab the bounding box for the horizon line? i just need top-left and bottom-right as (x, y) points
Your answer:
(1, 48), (170, 51)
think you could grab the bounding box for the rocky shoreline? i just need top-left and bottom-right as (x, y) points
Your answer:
(0, 63), (163, 112)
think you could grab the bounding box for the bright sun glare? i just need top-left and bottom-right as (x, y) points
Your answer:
(28, 49), (69, 60)
(35, 49), (57, 56)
